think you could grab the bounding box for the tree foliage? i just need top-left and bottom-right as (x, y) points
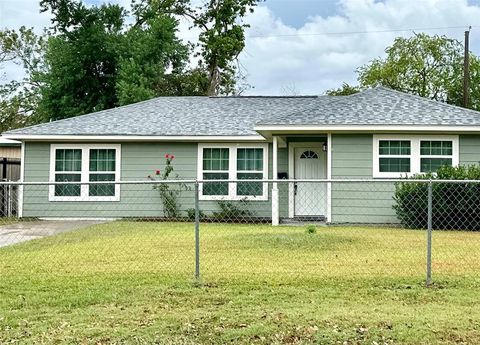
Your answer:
(327, 33), (480, 111)
(37, 0), (126, 121)
(0, 0), (259, 127)
(135, 0), (262, 96)
(37, 0), (206, 121)
(325, 83), (360, 96)
(0, 27), (45, 132)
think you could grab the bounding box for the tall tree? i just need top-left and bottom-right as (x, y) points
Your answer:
(326, 33), (480, 111)
(134, 0), (262, 96)
(37, 0), (200, 121)
(38, 0), (126, 120)
(357, 33), (464, 102)
(115, 12), (205, 105)
(0, 27), (45, 132)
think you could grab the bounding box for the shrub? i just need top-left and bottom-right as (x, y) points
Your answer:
(393, 165), (480, 230)
(187, 208), (205, 221)
(149, 153), (189, 218)
(305, 224), (317, 234)
(213, 200), (253, 222)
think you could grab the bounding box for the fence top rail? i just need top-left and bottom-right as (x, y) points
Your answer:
(2, 178), (480, 186)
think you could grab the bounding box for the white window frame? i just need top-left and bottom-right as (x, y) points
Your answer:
(197, 143), (269, 201)
(49, 144), (121, 202)
(373, 135), (459, 178)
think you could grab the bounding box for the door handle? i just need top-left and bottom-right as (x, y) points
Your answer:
(294, 183), (298, 195)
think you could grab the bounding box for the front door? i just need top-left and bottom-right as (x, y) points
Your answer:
(294, 144), (327, 216)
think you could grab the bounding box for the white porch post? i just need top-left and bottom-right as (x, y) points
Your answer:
(272, 136), (279, 226)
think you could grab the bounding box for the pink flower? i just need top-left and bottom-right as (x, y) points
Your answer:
(170, 155), (175, 160)
(155, 169), (161, 175)
(165, 153), (170, 159)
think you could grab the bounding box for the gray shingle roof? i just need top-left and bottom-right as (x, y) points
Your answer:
(4, 96), (318, 136)
(5, 87), (480, 137)
(257, 87), (480, 126)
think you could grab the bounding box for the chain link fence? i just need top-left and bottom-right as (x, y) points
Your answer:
(0, 179), (479, 285)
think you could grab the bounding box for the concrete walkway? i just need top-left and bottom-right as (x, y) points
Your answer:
(0, 220), (106, 247)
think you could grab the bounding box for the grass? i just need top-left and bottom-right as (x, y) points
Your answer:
(1, 221), (480, 344)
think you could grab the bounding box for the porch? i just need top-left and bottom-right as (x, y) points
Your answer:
(271, 135), (331, 226)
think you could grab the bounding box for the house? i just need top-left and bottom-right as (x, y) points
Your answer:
(3, 86), (480, 224)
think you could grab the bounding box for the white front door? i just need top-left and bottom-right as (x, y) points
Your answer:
(294, 145), (327, 216)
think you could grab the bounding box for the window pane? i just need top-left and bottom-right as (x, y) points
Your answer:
(237, 172), (263, 196)
(203, 172), (229, 195)
(55, 149), (82, 172)
(420, 141), (453, 156)
(379, 141), (410, 155)
(54, 173), (81, 197)
(90, 149), (116, 172)
(89, 173), (115, 196)
(203, 148), (229, 172)
(420, 158), (452, 173)
(379, 158), (410, 172)
(237, 148), (263, 171)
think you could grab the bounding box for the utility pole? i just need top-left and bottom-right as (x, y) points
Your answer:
(464, 26), (472, 108)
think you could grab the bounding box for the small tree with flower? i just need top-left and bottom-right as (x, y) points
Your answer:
(148, 153), (189, 218)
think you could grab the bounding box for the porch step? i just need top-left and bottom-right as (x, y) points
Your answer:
(280, 216), (327, 226)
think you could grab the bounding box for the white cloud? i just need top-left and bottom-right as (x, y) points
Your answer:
(241, 0), (480, 95)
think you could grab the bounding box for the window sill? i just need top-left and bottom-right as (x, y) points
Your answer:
(199, 195), (269, 201)
(373, 173), (413, 179)
(48, 196), (121, 202)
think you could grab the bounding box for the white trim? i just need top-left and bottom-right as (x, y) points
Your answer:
(326, 133), (332, 223)
(288, 144), (294, 218)
(272, 137), (278, 184)
(272, 137), (279, 226)
(3, 134), (266, 142)
(372, 135), (459, 178)
(197, 143), (269, 201)
(254, 125), (480, 133)
(49, 144), (121, 202)
(18, 141), (25, 217)
(288, 142), (328, 218)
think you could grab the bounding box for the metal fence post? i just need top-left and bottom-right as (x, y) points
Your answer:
(194, 180), (200, 282)
(426, 180), (433, 286)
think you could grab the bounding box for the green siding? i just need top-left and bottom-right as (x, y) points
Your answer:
(330, 134), (480, 224)
(22, 142), (289, 219)
(331, 134), (398, 224)
(459, 135), (480, 165)
(24, 134), (480, 222)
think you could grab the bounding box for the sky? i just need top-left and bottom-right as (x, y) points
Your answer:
(1, 0), (480, 95)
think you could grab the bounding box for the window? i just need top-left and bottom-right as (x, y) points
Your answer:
(373, 136), (458, 178)
(420, 141), (453, 173)
(237, 148), (264, 196)
(202, 148), (229, 196)
(198, 144), (268, 200)
(50, 145), (121, 201)
(378, 140), (411, 173)
(54, 149), (82, 197)
(300, 150), (319, 159)
(89, 149), (116, 197)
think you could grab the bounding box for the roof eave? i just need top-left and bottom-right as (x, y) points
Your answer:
(1, 134), (267, 142)
(254, 124), (480, 140)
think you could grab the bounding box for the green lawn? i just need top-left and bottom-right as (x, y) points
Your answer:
(1, 222), (480, 344)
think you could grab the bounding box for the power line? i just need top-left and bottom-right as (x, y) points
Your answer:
(247, 25), (476, 39)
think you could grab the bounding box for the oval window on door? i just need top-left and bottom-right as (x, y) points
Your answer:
(300, 150), (319, 159)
